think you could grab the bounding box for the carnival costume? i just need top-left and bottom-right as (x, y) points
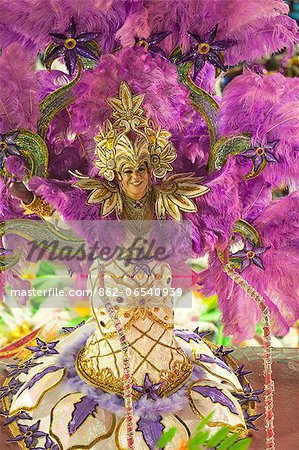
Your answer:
(0, 2), (298, 450)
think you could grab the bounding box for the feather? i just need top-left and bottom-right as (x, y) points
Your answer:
(171, 116), (210, 175)
(186, 158), (241, 256)
(218, 71), (299, 187)
(197, 253), (260, 343)
(0, 178), (24, 220)
(71, 46), (194, 141)
(0, 0), (137, 53)
(0, 43), (40, 133)
(28, 177), (99, 221)
(197, 192), (299, 342)
(27, 176), (124, 248)
(215, 1), (297, 64)
(130, 0), (297, 65)
(238, 177), (272, 223)
(47, 142), (89, 180)
(143, 0), (216, 52)
(5, 156), (29, 181)
(37, 69), (73, 101)
(116, 6), (150, 47)
(0, 23), (36, 51)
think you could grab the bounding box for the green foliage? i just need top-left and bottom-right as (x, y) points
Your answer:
(194, 412), (215, 432)
(229, 439), (251, 450)
(36, 261), (57, 276)
(188, 430), (210, 448)
(207, 428), (230, 446)
(155, 412), (251, 449)
(156, 427), (177, 447)
(217, 434), (238, 450)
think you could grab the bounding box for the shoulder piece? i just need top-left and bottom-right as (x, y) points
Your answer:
(153, 172), (209, 222)
(72, 174), (122, 218)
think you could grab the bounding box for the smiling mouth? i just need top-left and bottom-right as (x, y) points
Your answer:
(131, 181), (142, 186)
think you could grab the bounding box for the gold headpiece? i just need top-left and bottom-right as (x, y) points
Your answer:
(73, 81), (210, 221)
(94, 81), (177, 180)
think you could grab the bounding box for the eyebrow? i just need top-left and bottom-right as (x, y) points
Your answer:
(122, 165), (146, 171)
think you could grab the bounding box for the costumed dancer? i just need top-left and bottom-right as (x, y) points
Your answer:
(0, 2), (298, 449)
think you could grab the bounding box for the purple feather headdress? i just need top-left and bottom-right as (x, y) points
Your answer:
(70, 46), (194, 137)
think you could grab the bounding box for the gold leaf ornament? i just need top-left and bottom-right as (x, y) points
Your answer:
(94, 120), (117, 181)
(150, 142), (177, 178)
(154, 173), (210, 222)
(108, 81), (147, 133)
(72, 175), (121, 217)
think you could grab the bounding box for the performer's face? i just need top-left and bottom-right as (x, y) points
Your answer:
(119, 162), (150, 200)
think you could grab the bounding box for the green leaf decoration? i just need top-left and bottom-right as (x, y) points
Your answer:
(216, 218), (261, 269)
(43, 43), (58, 70)
(208, 135), (252, 172)
(156, 426), (177, 447)
(177, 63), (219, 147)
(37, 62), (83, 139)
(1, 129), (48, 179)
(232, 219), (261, 246)
(80, 41), (101, 71)
(206, 427), (230, 446)
(0, 248), (23, 271)
(169, 46), (183, 62)
(0, 219), (84, 271)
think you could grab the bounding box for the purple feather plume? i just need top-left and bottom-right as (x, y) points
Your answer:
(0, 43), (40, 133)
(0, 178), (24, 220)
(218, 70), (299, 187)
(70, 46), (194, 144)
(186, 158), (241, 256)
(0, 0), (138, 53)
(197, 192), (299, 342)
(117, 0), (297, 66)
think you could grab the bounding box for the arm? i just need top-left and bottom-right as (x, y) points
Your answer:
(8, 180), (55, 218)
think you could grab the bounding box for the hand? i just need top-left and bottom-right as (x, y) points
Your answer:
(6, 179), (34, 204)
